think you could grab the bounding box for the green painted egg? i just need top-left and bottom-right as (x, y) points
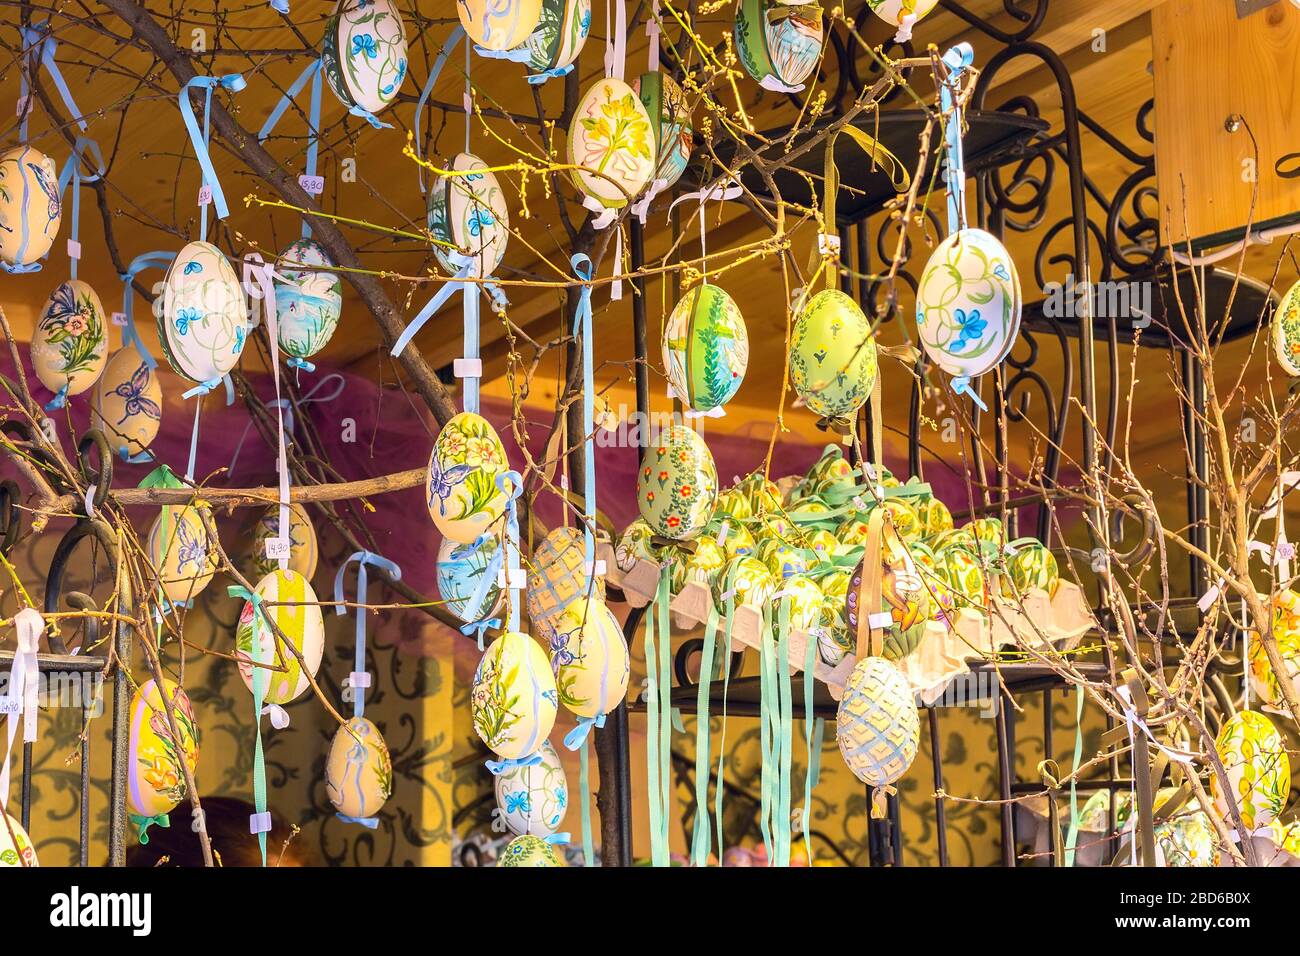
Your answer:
(615, 518), (661, 571)
(662, 284), (748, 412)
(670, 536), (726, 591)
(499, 833), (562, 867)
(774, 574), (823, 633)
(1212, 710), (1290, 832)
(790, 289), (878, 421)
(1003, 537), (1059, 598)
(637, 425), (718, 540)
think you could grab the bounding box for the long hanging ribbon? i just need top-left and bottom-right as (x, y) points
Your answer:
(118, 251), (173, 372)
(333, 551), (402, 720)
(228, 585), (271, 866)
(690, 607), (720, 865)
(19, 23), (87, 140)
(256, 58), (324, 241)
(801, 626), (822, 866)
(177, 74), (246, 226)
(775, 601), (793, 866)
(1063, 682), (1084, 866)
(644, 566), (673, 866)
(390, 253), (507, 359)
(413, 26), (468, 193)
(714, 593), (737, 857)
(0, 608), (43, 812)
(572, 254), (597, 593)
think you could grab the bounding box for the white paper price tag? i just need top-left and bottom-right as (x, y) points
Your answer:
(15, 95), (29, 117)
(869, 612), (894, 629)
(197, 185), (213, 206)
(264, 537), (291, 561)
(298, 174), (325, 195)
(249, 811), (273, 835)
(110, 311), (127, 327)
(453, 357), (482, 379)
(584, 560), (607, 577)
(66, 239), (81, 260)
(348, 670), (371, 688)
(0, 698), (22, 716)
(715, 520), (730, 547)
(497, 567), (525, 590)
(818, 233), (841, 256)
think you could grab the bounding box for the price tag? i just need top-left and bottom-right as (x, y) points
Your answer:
(197, 185), (213, 206)
(453, 357), (482, 379)
(15, 95), (29, 117)
(298, 174), (325, 196)
(248, 811), (273, 835)
(818, 233), (841, 256)
(264, 537), (291, 561)
(66, 239), (81, 260)
(584, 559), (607, 577)
(0, 698), (22, 715)
(497, 567), (525, 590)
(110, 311), (127, 327)
(869, 612), (894, 629)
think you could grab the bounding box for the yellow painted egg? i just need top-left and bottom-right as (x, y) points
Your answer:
(93, 349), (162, 458)
(128, 678), (199, 821)
(527, 526), (606, 642)
(669, 536), (725, 591)
(1272, 279), (1300, 376)
(250, 502), (319, 582)
(158, 240), (247, 385)
(472, 630), (558, 759)
(879, 497), (921, 543)
(717, 520), (755, 561)
(438, 534), (504, 624)
(836, 656), (919, 786)
(836, 517), (871, 546)
(322, 0), (408, 115)
(866, 0), (940, 31)
(458, 0), (543, 51)
(714, 487), (753, 522)
(235, 569), (326, 706)
(32, 280), (109, 401)
(817, 568), (853, 666)
(806, 528), (838, 557)
(1211, 710), (1290, 832)
(917, 495), (953, 538)
(427, 152), (509, 278)
(326, 716), (393, 819)
(790, 291), (878, 423)
(499, 833), (562, 867)
(549, 596), (630, 719)
(935, 544), (988, 613)
(760, 540), (809, 580)
(1250, 590), (1300, 713)
(662, 284), (749, 412)
(426, 411), (512, 544)
(637, 424), (718, 540)
(146, 502), (218, 606)
(615, 518), (662, 571)
(494, 740), (568, 838)
(0, 145), (61, 268)
(711, 555), (777, 609)
(0, 813), (37, 867)
(567, 77), (655, 210)
(1002, 537), (1059, 598)
(774, 574), (823, 633)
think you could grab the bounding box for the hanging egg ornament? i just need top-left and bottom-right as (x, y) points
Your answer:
(522, 0), (591, 76)
(472, 631), (558, 759)
(321, 0), (408, 116)
(0, 145), (61, 268)
(549, 597), (630, 719)
(494, 740), (569, 837)
(427, 152), (509, 278)
(790, 289), (879, 422)
(916, 229), (1022, 381)
(526, 526), (606, 641)
(734, 0), (823, 91)
(1249, 589), (1300, 714)
(836, 656), (919, 787)
(326, 716), (393, 819)
(426, 412), (513, 544)
(662, 284), (749, 413)
(865, 0), (941, 32)
(459, 0), (544, 51)
(32, 280), (109, 402)
(0, 813), (37, 867)
(250, 502), (319, 582)
(634, 71), (694, 191)
(638, 424), (718, 540)
(1211, 710), (1290, 832)
(499, 833), (562, 866)
(94, 349), (163, 458)
(846, 540), (931, 661)
(437, 534), (504, 625)
(274, 238), (343, 366)
(235, 569), (326, 706)
(567, 77), (655, 211)
(127, 678), (199, 822)
(1273, 279), (1300, 376)
(158, 240), (247, 385)
(146, 502), (218, 606)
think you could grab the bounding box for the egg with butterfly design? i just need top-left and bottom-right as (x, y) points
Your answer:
(274, 238), (343, 366)
(548, 596), (630, 720)
(0, 145), (61, 269)
(234, 569), (325, 707)
(426, 412), (513, 545)
(158, 240), (247, 386)
(326, 716), (393, 820)
(427, 152), (510, 278)
(146, 501), (218, 607)
(249, 502), (319, 582)
(32, 280), (109, 403)
(93, 349), (163, 458)
(321, 0), (408, 116)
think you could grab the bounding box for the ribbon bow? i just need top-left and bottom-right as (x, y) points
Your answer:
(177, 74), (246, 222)
(129, 812), (171, 844)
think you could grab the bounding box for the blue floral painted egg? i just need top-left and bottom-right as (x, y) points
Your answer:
(789, 289), (878, 421)
(426, 412), (512, 544)
(94, 348), (163, 459)
(494, 739), (568, 837)
(326, 716), (393, 819)
(0, 146), (60, 268)
(459, 0), (543, 51)
(568, 77), (655, 211)
(634, 71), (694, 191)
(321, 0), (408, 115)
(734, 0), (823, 91)
(158, 240), (247, 385)
(548, 596), (630, 719)
(472, 630), (558, 759)
(146, 502), (218, 606)
(437, 533), (504, 624)
(523, 0), (590, 74)
(427, 152), (509, 278)
(916, 228), (1022, 379)
(32, 280), (109, 401)
(662, 284), (749, 412)
(274, 239), (342, 364)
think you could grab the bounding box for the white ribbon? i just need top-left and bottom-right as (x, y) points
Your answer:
(604, 0), (627, 82)
(1256, 470), (1300, 583)
(244, 254), (292, 572)
(646, 1), (661, 72)
(262, 702), (290, 730)
(667, 178), (743, 280)
(894, 14), (919, 44)
(1, 608), (43, 809)
(1116, 686), (1199, 767)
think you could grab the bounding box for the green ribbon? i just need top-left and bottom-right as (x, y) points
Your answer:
(1064, 682), (1084, 866)
(645, 566), (673, 867)
(714, 593), (736, 858)
(775, 600), (793, 867)
(129, 812), (170, 844)
(801, 625), (820, 866)
(229, 584), (270, 867)
(690, 607), (720, 866)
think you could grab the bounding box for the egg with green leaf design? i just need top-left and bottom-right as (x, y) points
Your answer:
(790, 289), (878, 422)
(128, 678), (199, 822)
(427, 412), (512, 545)
(712, 555), (777, 609)
(637, 424), (717, 540)
(472, 631), (558, 759)
(274, 238), (342, 364)
(322, 0), (408, 115)
(32, 280), (108, 402)
(670, 536), (726, 591)
(499, 833), (562, 867)
(662, 284), (749, 412)
(1211, 710), (1289, 832)
(548, 596), (629, 719)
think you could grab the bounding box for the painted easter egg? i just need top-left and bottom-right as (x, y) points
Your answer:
(326, 716), (393, 819)
(846, 539), (930, 661)
(93, 349), (162, 458)
(250, 502), (319, 582)
(32, 280), (108, 401)
(837, 656), (919, 786)
(426, 412), (512, 544)
(615, 518), (661, 571)
(735, 0), (823, 90)
(917, 495), (953, 539)
(523, 0), (591, 75)
(274, 238), (342, 363)
(634, 71), (693, 191)
(807, 528), (838, 557)
(472, 631), (558, 759)
(438, 534), (504, 624)
(638, 424), (717, 540)
(0, 814), (37, 867)
(1003, 537), (1058, 598)
(878, 497), (921, 543)
(711, 555), (777, 609)
(235, 569), (326, 706)
(321, 0), (408, 115)
(146, 503), (218, 606)
(527, 526), (607, 641)
(865, 0), (941, 30)
(567, 77), (655, 210)
(427, 152), (509, 278)
(499, 833), (562, 867)
(911, 542), (955, 622)
(0, 145), (60, 268)
(158, 240), (247, 385)
(935, 543), (988, 613)
(717, 520), (755, 561)
(669, 536), (726, 591)
(714, 488), (753, 522)
(495, 739), (568, 837)
(1211, 710), (1290, 832)
(774, 574), (823, 634)
(817, 568), (853, 666)
(1273, 280), (1300, 376)
(1249, 589), (1300, 714)
(127, 678), (199, 821)
(549, 596), (630, 719)
(760, 540), (808, 580)
(790, 289), (879, 422)
(662, 284), (749, 412)
(916, 228), (1022, 380)
(459, 0), (544, 51)
(836, 517), (870, 547)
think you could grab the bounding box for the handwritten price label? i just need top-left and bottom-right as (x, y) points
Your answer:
(264, 537), (291, 561)
(197, 185), (213, 207)
(0, 699), (22, 715)
(298, 174), (325, 196)
(110, 312), (127, 327)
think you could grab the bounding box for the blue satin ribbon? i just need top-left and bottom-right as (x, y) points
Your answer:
(391, 259), (472, 358)
(55, 138), (104, 283)
(20, 23), (87, 140)
(527, 64), (574, 85)
(459, 616), (499, 652)
(543, 832), (570, 845)
(269, 0), (290, 14)
(485, 751), (541, 777)
(229, 584), (269, 866)
(333, 550), (402, 719)
(177, 74), (246, 226)
(497, 470), (524, 633)
(564, 712), (605, 750)
(119, 251), (174, 370)
(257, 58), (323, 240)
(413, 26), (467, 193)
(336, 813), (378, 829)
(181, 374), (234, 403)
(951, 376), (988, 412)
(940, 43), (974, 235)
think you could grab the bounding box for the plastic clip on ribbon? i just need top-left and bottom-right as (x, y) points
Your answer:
(0, 608), (43, 811)
(227, 585), (271, 865)
(177, 73), (246, 227)
(333, 551), (402, 720)
(413, 26), (468, 193)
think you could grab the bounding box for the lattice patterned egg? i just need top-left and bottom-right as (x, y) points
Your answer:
(634, 71), (693, 191)
(32, 280), (108, 402)
(128, 678), (199, 822)
(0, 145), (60, 268)
(158, 240), (247, 385)
(865, 0), (941, 31)
(250, 502), (319, 582)
(662, 284), (748, 412)
(1248, 589), (1300, 713)
(427, 412), (512, 545)
(527, 526), (606, 642)
(472, 630), (558, 759)
(428, 152), (509, 278)
(94, 349), (162, 458)
(846, 544), (930, 660)
(326, 716), (393, 819)
(836, 656), (919, 786)
(549, 596), (630, 719)
(567, 77), (655, 210)
(522, 0), (590, 75)
(438, 533), (504, 624)
(916, 228), (1022, 380)
(1211, 710), (1290, 832)
(669, 536), (726, 591)
(499, 833), (562, 867)
(274, 238), (342, 364)
(711, 555), (777, 609)
(1003, 537), (1059, 598)
(459, 0), (543, 51)
(0, 813), (37, 867)
(235, 569), (325, 706)
(322, 0), (408, 115)
(1272, 279), (1300, 376)
(494, 739), (568, 837)
(734, 0), (824, 90)
(615, 518), (660, 571)
(146, 502), (218, 606)
(790, 289), (879, 422)
(638, 424), (717, 540)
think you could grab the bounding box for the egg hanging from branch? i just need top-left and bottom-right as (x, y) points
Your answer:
(93, 349), (163, 460)
(32, 280), (109, 404)
(567, 77), (655, 212)
(427, 153), (510, 278)
(157, 240), (247, 386)
(0, 145), (61, 269)
(734, 0), (823, 92)
(321, 0), (409, 116)
(789, 289), (879, 424)
(274, 238), (343, 368)
(662, 284), (749, 413)
(458, 0), (544, 52)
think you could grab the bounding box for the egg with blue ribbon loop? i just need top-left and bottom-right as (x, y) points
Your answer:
(427, 153), (510, 279)
(273, 239), (342, 373)
(321, 0), (408, 121)
(158, 241), (248, 391)
(472, 630), (559, 763)
(499, 833), (563, 866)
(549, 596), (630, 731)
(437, 533), (505, 631)
(326, 716), (393, 824)
(0, 146), (61, 270)
(734, 0), (824, 93)
(493, 739), (569, 837)
(458, 0), (544, 52)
